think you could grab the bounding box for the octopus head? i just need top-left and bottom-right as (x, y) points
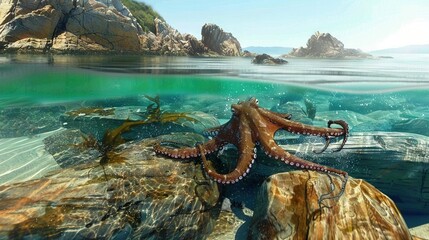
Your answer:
(231, 97), (259, 115)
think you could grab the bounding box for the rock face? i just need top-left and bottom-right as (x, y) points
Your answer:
(201, 23), (241, 56)
(140, 18), (205, 56)
(0, 1), (243, 55)
(0, 138), (220, 239)
(285, 31), (372, 58)
(0, 0), (142, 52)
(251, 53), (288, 65)
(248, 171), (413, 239)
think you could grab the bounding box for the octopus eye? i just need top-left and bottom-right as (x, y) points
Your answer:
(231, 107), (235, 113)
(255, 98), (259, 105)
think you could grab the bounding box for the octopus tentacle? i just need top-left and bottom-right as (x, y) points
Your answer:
(202, 123), (228, 137)
(318, 172), (349, 209)
(258, 136), (347, 177)
(313, 120), (349, 153)
(313, 136), (331, 154)
(153, 138), (223, 159)
(328, 120), (349, 152)
(155, 97), (349, 195)
(259, 108), (344, 137)
(197, 140), (256, 184)
(258, 138), (349, 203)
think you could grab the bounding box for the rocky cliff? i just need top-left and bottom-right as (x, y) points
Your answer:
(285, 31), (372, 58)
(201, 23), (241, 56)
(0, 0), (143, 52)
(0, 0), (243, 55)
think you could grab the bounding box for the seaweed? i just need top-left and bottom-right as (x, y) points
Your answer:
(139, 95), (197, 123)
(81, 95), (199, 179)
(301, 98), (316, 120)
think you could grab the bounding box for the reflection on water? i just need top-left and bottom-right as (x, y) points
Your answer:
(2, 54), (429, 92)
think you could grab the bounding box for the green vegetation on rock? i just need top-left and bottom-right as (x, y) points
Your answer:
(121, 0), (164, 33)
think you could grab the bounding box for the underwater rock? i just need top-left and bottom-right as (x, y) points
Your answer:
(43, 129), (101, 168)
(248, 171), (413, 239)
(248, 131), (429, 215)
(0, 138), (220, 239)
(271, 102), (313, 125)
(206, 198), (253, 240)
(201, 23), (242, 56)
(329, 95), (408, 114)
(207, 210), (246, 240)
(0, 105), (65, 138)
(392, 118), (429, 136)
(410, 223), (429, 239)
(251, 54), (288, 65)
(284, 31), (372, 58)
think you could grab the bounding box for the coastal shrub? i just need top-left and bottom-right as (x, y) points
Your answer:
(121, 0), (165, 33)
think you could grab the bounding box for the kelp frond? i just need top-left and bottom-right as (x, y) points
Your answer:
(81, 95), (199, 180)
(141, 95), (199, 124)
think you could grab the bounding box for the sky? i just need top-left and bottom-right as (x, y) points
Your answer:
(139, 0), (429, 51)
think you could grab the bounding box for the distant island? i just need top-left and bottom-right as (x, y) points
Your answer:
(371, 44), (429, 54)
(283, 31), (372, 59)
(0, 0), (241, 56)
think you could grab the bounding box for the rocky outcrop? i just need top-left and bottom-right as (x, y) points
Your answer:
(285, 31), (372, 58)
(0, 1), (243, 55)
(0, 138), (220, 239)
(248, 171), (413, 239)
(201, 23), (241, 56)
(140, 18), (205, 56)
(0, 0), (142, 53)
(251, 53), (288, 65)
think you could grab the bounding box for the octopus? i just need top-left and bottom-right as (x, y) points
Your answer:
(154, 97), (349, 196)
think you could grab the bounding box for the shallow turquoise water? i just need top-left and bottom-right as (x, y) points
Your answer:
(1, 54), (429, 231)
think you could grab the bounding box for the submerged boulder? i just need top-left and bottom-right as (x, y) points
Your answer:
(248, 171), (413, 239)
(0, 138), (220, 239)
(0, 105), (65, 138)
